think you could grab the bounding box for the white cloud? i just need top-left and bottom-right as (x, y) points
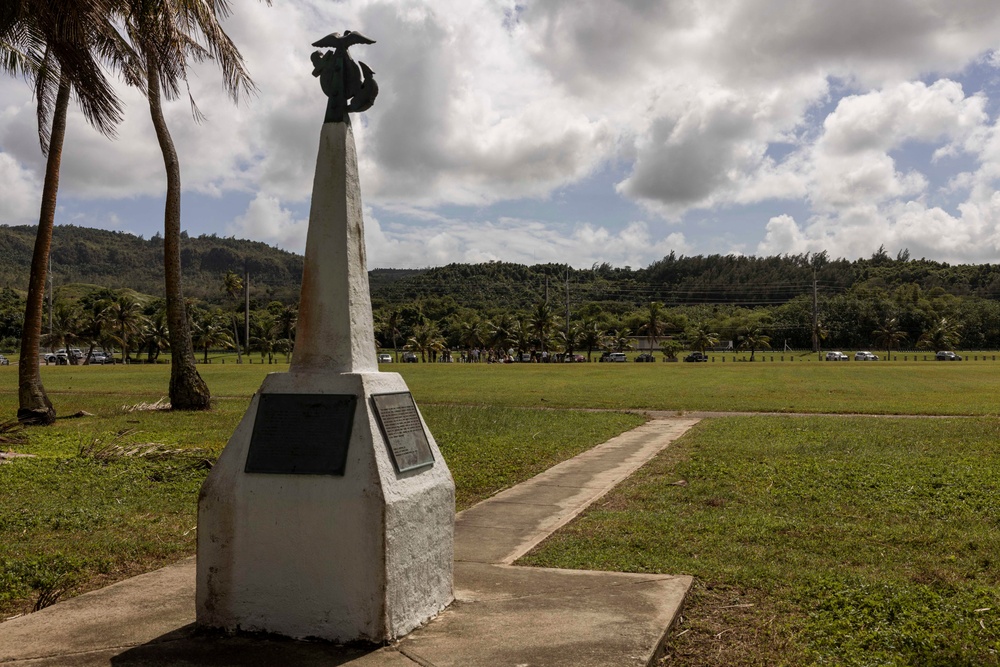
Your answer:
(365, 214), (690, 269)
(0, 152), (40, 224)
(228, 193), (308, 250)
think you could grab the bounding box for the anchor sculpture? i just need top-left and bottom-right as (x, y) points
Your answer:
(311, 30), (379, 123)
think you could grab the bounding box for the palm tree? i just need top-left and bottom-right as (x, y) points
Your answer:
(141, 307), (170, 362)
(486, 313), (515, 355)
(275, 304), (297, 361)
(640, 302), (667, 351)
(107, 295), (146, 363)
(688, 325), (720, 354)
(738, 323), (771, 361)
(192, 312), (233, 364)
(579, 320), (605, 362)
(406, 321), (446, 363)
(40, 302), (82, 364)
(529, 301), (558, 354)
(3, 0), (133, 423)
(872, 317), (906, 360)
(455, 313), (484, 361)
(77, 294), (113, 364)
(607, 328), (634, 353)
(222, 270), (243, 363)
(119, 0), (265, 409)
(916, 317), (961, 352)
(556, 323), (583, 359)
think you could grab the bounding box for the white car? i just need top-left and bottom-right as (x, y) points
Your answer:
(854, 351), (879, 361)
(377, 353), (393, 363)
(825, 351), (849, 361)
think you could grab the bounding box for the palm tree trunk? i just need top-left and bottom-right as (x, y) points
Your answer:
(146, 65), (210, 410)
(17, 77), (71, 425)
(231, 315), (242, 363)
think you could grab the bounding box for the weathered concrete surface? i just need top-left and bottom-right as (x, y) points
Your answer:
(0, 558), (195, 664)
(397, 562), (691, 667)
(0, 418), (698, 666)
(197, 371), (455, 643)
(291, 121), (377, 374)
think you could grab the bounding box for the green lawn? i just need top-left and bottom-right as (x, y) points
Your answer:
(3, 359), (1000, 416)
(521, 416), (1000, 666)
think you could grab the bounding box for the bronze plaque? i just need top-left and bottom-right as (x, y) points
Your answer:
(244, 393), (356, 475)
(371, 392), (434, 473)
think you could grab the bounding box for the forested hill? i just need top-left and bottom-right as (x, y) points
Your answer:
(4, 224), (1000, 311)
(0, 224), (309, 304)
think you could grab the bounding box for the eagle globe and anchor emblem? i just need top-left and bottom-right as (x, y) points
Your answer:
(311, 30), (379, 123)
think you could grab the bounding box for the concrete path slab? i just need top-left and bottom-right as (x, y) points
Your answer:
(456, 418), (699, 564)
(0, 418), (698, 667)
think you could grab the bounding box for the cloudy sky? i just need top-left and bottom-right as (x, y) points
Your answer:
(4, 0), (1000, 269)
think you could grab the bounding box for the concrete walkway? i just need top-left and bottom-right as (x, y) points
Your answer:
(0, 418), (698, 667)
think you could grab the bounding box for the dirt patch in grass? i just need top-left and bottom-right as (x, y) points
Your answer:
(657, 582), (806, 667)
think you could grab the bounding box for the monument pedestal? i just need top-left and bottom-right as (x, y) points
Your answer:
(197, 117), (454, 641)
(197, 370), (454, 642)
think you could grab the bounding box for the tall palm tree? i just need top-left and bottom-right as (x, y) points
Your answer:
(688, 325), (720, 355)
(107, 295), (146, 363)
(529, 301), (558, 354)
(119, 0), (265, 409)
(872, 317), (906, 360)
(141, 307), (170, 362)
(640, 302), (667, 351)
(455, 313), (484, 361)
(192, 312), (233, 364)
(916, 317), (961, 352)
(738, 323), (771, 362)
(222, 270), (244, 363)
(40, 302), (82, 364)
(3, 0), (133, 423)
(556, 322), (583, 359)
(486, 313), (515, 355)
(608, 328), (634, 353)
(579, 319), (604, 361)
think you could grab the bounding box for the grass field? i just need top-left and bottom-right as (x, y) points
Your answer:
(3, 358), (1000, 415)
(521, 416), (1000, 666)
(1, 362), (998, 665)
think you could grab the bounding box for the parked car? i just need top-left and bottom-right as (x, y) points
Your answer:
(87, 351), (112, 365)
(563, 353), (586, 362)
(402, 352), (418, 363)
(935, 351), (962, 361)
(854, 351), (879, 361)
(43, 351), (69, 365)
(377, 353), (393, 363)
(0, 354), (8, 365)
(635, 353), (656, 362)
(599, 352), (627, 362)
(684, 352), (709, 362)
(825, 351), (849, 361)
(58, 348), (83, 361)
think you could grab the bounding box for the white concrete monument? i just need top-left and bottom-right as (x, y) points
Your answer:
(196, 32), (454, 642)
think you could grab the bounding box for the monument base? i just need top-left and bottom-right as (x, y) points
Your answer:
(196, 370), (454, 642)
